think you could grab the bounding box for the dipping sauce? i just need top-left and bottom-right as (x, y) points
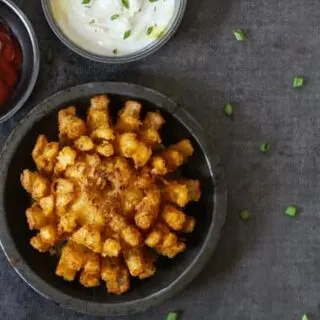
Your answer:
(0, 22), (22, 106)
(51, 0), (176, 56)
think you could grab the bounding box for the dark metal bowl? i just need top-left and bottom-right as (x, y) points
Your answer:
(0, 82), (226, 316)
(41, 0), (187, 64)
(0, 0), (40, 123)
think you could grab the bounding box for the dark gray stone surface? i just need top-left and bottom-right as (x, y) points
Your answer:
(1, 0), (319, 319)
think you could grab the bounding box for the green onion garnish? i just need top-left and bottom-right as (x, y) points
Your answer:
(111, 14), (120, 20)
(260, 143), (271, 153)
(166, 312), (178, 320)
(113, 49), (118, 55)
(147, 26), (154, 35)
(285, 206), (298, 217)
(233, 28), (246, 41)
(223, 103), (233, 117)
(123, 30), (131, 39)
(82, 0), (91, 4)
(301, 314), (309, 320)
(149, 0), (159, 2)
(122, 0), (129, 9)
(239, 209), (251, 221)
(293, 76), (304, 88)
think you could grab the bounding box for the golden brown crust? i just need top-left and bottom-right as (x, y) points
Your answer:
(21, 96), (200, 294)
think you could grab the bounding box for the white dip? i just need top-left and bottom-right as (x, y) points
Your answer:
(51, 0), (176, 56)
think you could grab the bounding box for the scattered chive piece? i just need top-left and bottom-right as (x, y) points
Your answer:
(233, 28), (246, 41)
(285, 206), (298, 217)
(301, 314), (309, 320)
(111, 14), (120, 20)
(82, 0), (91, 4)
(166, 312), (178, 320)
(113, 49), (118, 54)
(147, 26), (154, 35)
(223, 103), (233, 117)
(45, 46), (53, 64)
(259, 143), (271, 153)
(239, 209), (251, 221)
(123, 30), (131, 39)
(149, 0), (159, 2)
(293, 76), (304, 88)
(122, 0), (129, 9)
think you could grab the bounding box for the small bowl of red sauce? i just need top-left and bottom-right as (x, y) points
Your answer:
(0, 0), (39, 123)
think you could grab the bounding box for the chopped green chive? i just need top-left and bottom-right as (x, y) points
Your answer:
(111, 14), (120, 20)
(147, 26), (154, 35)
(301, 314), (310, 320)
(285, 206), (298, 217)
(149, 0), (159, 2)
(113, 49), (118, 55)
(233, 28), (246, 41)
(82, 0), (91, 4)
(166, 312), (178, 320)
(123, 30), (131, 39)
(239, 209), (251, 221)
(293, 76), (304, 88)
(260, 143), (271, 153)
(122, 0), (129, 9)
(223, 103), (233, 117)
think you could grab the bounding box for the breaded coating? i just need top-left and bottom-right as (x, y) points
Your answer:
(26, 204), (48, 230)
(139, 112), (165, 148)
(116, 100), (142, 133)
(74, 135), (94, 152)
(39, 224), (58, 246)
(123, 248), (156, 279)
(56, 242), (86, 281)
(121, 226), (142, 247)
(121, 187), (144, 216)
(151, 139), (194, 175)
(117, 133), (152, 168)
(145, 223), (186, 258)
(39, 195), (55, 217)
(87, 95), (111, 132)
(91, 126), (115, 142)
(32, 135), (60, 174)
(58, 211), (78, 234)
(162, 181), (189, 207)
(182, 216), (196, 233)
(30, 234), (51, 252)
(22, 96), (200, 294)
(58, 106), (87, 143)
(101, 257), (130, 295)
(134, 188), (161, 230)
(102, 238), (122, 257)
(161, 205), (187, 231)
(71, 226), (102, 253)
(21, 170), (50, 200)
(54, 146), (77, 174)
(183, 179), (201, 202)
(80, 252), (101, 287)
(96, 141), (114, 158)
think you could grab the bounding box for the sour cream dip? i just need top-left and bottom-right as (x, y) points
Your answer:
(50, 0), (176, 56)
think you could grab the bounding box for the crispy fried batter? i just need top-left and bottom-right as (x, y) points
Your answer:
(139, 112), (165, 148)
(58, 106), (87, 143)
(21, 96), (200, 295)
(116, 100), (142, 133)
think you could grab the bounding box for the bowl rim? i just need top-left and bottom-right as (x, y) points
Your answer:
(0, 0), (40, 124)
(0, 82), (227, 316)
(41, 0), (187, 64)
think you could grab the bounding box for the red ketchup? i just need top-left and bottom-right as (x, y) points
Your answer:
(0, 22), (22, 106)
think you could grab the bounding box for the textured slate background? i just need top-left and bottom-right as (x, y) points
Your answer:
(1, 0), (320, 319)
